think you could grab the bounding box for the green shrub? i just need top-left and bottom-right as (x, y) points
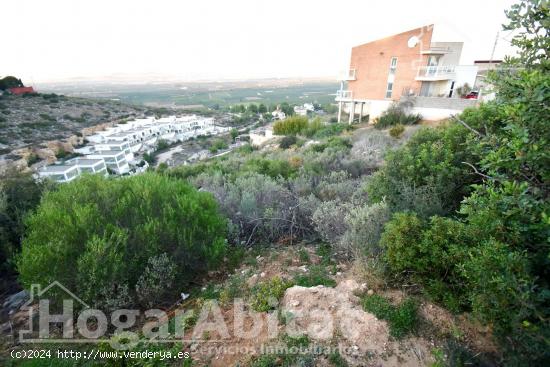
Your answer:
(366, 124), (479, 217)
(312, 201), (351, 244)
(328, 350), (348, 367)
(26, 153), (40, 166)
(312, 123), (349, 139)
(156, 139), (170, 151)
(273, 116), (309, 135)
(462, 238), (547, 364)
(340, 201), (391, 256)
(279, 135), (298, 149)
(135, 253), (177, 308)
(374, 103), (421, 129)
(362, 294), (418, 338)
(209, 139), (228, 153)
(293, 265), (336, 287)
(284, 334), (310, 348)
(219, 273), (248, 305)
(17, 173), (227, 309)
(297, 248), (310, 263)
(303, 117), (324, 137)
(273, 116), (335, 138)
(194, 172), (299, 245)
(389, 124), (405, 138)
(0, 170), (49, 275)
(55, 147), (68, 159)
(250, 277), (294, 312)
(380, 213), (470, 311)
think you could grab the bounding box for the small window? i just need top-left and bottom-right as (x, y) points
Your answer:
(385, 82), (393, 98)
(389, 57), (398, 74)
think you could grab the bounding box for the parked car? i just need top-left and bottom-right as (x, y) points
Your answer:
(464, 91), (479, 99)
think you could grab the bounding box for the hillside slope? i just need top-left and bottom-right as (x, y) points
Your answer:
(0, 93), (147, 163)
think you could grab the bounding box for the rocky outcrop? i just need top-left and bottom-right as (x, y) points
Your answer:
(282, 279), (434, 367)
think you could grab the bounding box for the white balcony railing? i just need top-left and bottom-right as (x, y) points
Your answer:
(416, 65), (455, 80)
(336, 90), (352, 100)
(337, 69), (356, 81)
(420, 46), (452, 54)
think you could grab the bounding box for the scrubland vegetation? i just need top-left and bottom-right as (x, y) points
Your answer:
(2, 1), (548, 365)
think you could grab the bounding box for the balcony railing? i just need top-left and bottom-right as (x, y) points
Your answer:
(420, 46), (452, 54)
(336, 90), (352, 100)
(337, 69), (356, 81)
(416, 65), (455, 80)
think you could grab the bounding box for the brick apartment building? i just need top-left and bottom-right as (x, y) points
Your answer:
(336, 25), (480, 122)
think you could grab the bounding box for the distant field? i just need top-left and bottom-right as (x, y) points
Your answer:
(41, 80), (340, 108)
(114, 83), (339, 108)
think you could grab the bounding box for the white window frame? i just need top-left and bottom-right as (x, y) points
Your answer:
(385, 82), (394, 99)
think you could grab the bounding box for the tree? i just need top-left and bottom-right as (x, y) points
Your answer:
(0, 169), (50, 276)
(232, 104), (245, 113)
(230, 128), (239, 142)
(279, 102), (294, 116)
(0, 76), (24, 91)
(247, 104), (258, 113)
(17, 174), (227, 309)
(258, 103), (267, 113)
(503, 0), (550, 70)
(373, 2), (550, 360)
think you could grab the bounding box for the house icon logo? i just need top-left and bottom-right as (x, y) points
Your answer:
(19, 281), (90, 343)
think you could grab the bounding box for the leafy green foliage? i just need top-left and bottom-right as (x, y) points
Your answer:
(374, 102), (421, 129)
(279, 135), (298, 149)
(293, 264), (336, 287)
(381, 214), (470, 312)
(0, 76), (24, 90)
(372, 18), (550, 361)
(389, 124), (404, 138)
(17, 173), (227, 308)
(250, 277), (294, 312)
(0, 169), (50, 275)
(209, 139), (228, 153)
(503, 0), (549, 70)
(362, 294), (418, 338)
(328, 350), (348, 367)
(366, 124), (479, 217)
(273, 116), (309, 135)
(341, 201), (391, 256)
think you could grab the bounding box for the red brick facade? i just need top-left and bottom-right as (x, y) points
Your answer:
(8, 87), (35, 95)
(348, 25), (433, 101)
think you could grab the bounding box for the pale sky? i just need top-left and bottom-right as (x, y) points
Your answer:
(2, 0), (517, 84)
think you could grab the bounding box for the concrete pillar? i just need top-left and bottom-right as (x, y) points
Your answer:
(337, 101), (342, 123)
(348, 101), (355, 124)
(359, 102), (364, 123)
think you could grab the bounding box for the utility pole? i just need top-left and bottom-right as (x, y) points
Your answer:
(489, 31), (499, 65)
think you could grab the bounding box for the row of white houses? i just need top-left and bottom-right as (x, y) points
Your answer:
(38, 115), (229, 182)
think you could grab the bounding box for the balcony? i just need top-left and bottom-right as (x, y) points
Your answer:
(420, 46), (452, 55)
(415, 65), (456, 81)
(335, 90), (352, 101)
(337, 69), (356, 81)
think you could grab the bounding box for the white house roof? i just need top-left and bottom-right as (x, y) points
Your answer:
(89, 150), (125, 157)
(72, 158), (105, 166)
(40, 164), (78, 173)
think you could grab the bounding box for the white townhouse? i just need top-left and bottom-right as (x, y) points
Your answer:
(37, 158), (107, 183)
(44, 115), (229, 183)
(38, 164), (80, 183)
(94, 140), (134, 163)
(67, 158), (108, 175)
(86, 150), (130, 174)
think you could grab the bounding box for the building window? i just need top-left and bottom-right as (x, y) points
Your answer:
(385, 82), (393, 98)
(389, 57), (398, 74)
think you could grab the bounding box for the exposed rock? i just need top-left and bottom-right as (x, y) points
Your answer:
(2, 290), (29, 315)
(282, 279), (433, 366)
